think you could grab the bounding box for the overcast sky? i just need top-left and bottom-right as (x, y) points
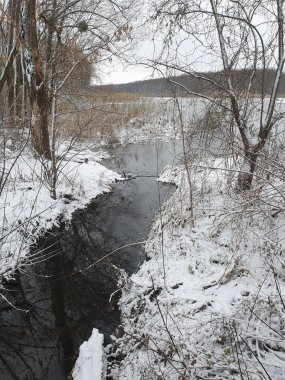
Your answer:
(95, 4), (273, 86)
(100, 59), (153, 84)
(95, 36), (157, 85)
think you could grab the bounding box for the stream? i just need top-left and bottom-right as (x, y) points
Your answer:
(0, 140), (184, 379)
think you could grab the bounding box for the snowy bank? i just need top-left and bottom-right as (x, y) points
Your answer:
(109, 159), (285, 380)
(0, 146), (120, 279)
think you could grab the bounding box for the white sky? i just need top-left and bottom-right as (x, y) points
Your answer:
(95, 5), (274, 86)
(100, 60), (154, 84)
(96, 37), (158, 85)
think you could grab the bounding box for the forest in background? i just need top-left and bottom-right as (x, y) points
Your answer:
(95, 69), (285, 97)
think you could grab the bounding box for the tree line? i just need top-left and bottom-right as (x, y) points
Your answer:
(97, 69), (285, 97)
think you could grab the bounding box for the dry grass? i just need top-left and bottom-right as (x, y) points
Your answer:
(56, 92), (155, 143)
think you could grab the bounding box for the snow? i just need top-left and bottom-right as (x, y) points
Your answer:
(2, 96), (285, 379)
(0, 144), (120, 279)
(108, 158), (285, 379)
(66, 97), (285, 379)
(116, 115), (180, 144)
(72, 329), (104, 380)
(94, 97), (208, 146)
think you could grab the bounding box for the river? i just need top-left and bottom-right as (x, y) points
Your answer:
(0, 140), (183, 379)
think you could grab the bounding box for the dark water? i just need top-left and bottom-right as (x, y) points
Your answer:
(0, 140), (183, 380)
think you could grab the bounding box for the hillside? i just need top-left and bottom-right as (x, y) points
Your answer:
(95, 69), (285, 97)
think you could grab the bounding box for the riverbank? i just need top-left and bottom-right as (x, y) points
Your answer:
(0, 144), (120, 280)
(108, 158), (285, 379)
(0, 140), (183, 379)
(1, 103), (285, 378)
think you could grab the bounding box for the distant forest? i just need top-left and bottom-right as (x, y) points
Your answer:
(94, 69), (285, 97)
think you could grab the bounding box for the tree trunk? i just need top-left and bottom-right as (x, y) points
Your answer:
(30, 82), (52, 159)
(237, 150), (258, 191)
(7, 0), (16, 126)
(6, 0), (23, 127)
(20, 0), (51, 159)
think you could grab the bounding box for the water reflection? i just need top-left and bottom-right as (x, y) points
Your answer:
(0, 226), (120, 379)
(0, 141), (179, 379)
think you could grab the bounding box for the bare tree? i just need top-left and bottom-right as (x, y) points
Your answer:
(150, 0), (285, 190)
(0, 0), (22, 119)
(14, 0), (135, 159)
(0, 0), (138, 206)
(20, 0), (52, 158)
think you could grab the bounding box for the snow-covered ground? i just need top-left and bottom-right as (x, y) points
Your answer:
(66, 97), (285, 380)
(116, 115), (181, 144)
(98, 97), (207, 146)
(108, 158), (285, 379)
(0, 143), (120, 280)
(2, 96), (285, 379)
(73, 329), (105, 380)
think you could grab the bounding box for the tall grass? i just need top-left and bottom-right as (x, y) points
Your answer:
(56, 92), (156, 144)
